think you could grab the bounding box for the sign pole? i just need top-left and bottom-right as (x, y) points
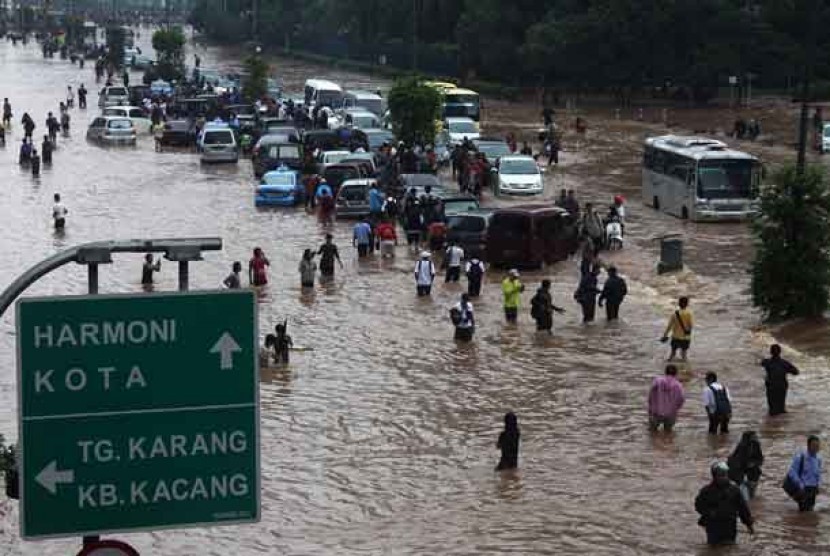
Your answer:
(178, 261), (188, 292)
(82, 256), (109, 549)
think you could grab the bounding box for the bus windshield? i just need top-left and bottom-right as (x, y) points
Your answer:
(697, 159), (755, 200)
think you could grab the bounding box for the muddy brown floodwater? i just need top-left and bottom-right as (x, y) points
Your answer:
(0, 27), (828, 555)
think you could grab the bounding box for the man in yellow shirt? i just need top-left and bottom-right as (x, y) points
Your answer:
(502, 269), (525, 323)
(662, 296), (693, 361)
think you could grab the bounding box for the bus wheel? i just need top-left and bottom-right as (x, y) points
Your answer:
(653, 196), (660, 210)
(681, 206), (689, 219)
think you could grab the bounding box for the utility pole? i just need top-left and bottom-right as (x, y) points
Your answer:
(411, 0), (417, 72)
(796, 0), (819, 175)
(250, 0), (256, 40)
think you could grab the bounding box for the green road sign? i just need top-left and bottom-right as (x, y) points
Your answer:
(16, 290), (259, 540)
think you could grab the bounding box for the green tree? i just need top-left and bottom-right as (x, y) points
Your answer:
(387, 77), (442, 145)
(152, 27), (186, 82)
(751, 164), (830, 320)
(105, 26), (126, 70)
(242, 55), (269, 102)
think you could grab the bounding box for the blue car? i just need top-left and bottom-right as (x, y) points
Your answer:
(255, 167), (305, 207)
(150, 79), (173, 96)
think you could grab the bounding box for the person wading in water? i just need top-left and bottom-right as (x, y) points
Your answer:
(496, 412), (520, 471)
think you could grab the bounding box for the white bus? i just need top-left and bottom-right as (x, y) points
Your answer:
(642, 135), (761, 221)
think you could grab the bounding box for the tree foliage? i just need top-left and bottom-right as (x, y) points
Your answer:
(751, 165), (830, 320)
(191, 0), (830, 96)
(242, 55), (269, 102)
(387, 77), (442, 146)
(152, 27), (186, 82)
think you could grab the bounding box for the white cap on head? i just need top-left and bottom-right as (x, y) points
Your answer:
(421, 251), (431, 258)
(509, 269), (520, 277)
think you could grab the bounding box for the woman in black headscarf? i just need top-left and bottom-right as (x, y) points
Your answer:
(496, 412), (520, 471)
(727, 431), (764, 500)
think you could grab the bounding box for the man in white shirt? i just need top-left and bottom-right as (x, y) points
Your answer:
(52, 193), (67, 229)
(444, 242), (465, 283)
(451, 293), (475, 341)
(414, 252), (435, 296)
(703, 372), (732, 434)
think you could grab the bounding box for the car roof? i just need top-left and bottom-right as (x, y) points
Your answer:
(345, 89), (382, 100)
(446, 209), (494, 219)
(100, 115), (131, 121)
(499, 155), (536, 162)
(494, 205), (569, 216)
(322, 150), (352, 156)
(305, 79), (342, 91)
(340, 179), (376, 187)
(445, 117), (475, 123)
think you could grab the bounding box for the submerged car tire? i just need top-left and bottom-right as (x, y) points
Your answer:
(681, 206), (689, 220)
(653, 196), (660, 210)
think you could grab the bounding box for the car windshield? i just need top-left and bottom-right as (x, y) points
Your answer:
(107, 119), (132, 130)
(356, 100), (382, 114)
(268, 145), (300, 159)
(263, 173), (295, 186)
(449, 121), (477, 134)
(367, 132), (394, 148)
(204, 131), (232, 145)
(341, 186), (368, 201)
(108, 87), (128, 96)
(447, 215), (485, 233)
(824, 127), (830, 138)
(697, 159), (756, 200)
(444, 199), (480, 213)
(103, 109), (124, 117)
(317, 91), (343, 107)
(500, 159), (539, 175)
(477, 143), (510, 158)
(324, 152), (351, 164)
(446, 94), (479, 105)
(353, 116), (376, 128)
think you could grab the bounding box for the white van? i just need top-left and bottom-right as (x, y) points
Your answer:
(197, 124), (238, 163)
(304, 79), (343, 110)
(342, 90), (383, 115)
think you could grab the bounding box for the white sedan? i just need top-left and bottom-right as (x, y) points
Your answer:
(495, 155), (545, 196)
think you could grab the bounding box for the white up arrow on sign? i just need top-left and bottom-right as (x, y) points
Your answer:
(36, 460), (75, 495)
(209, 332), (242, 370)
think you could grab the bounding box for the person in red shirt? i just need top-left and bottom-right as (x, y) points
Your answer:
(427, 220), (447, 251)
(248, 247), (270, 287)
(376, 219), (398, 258)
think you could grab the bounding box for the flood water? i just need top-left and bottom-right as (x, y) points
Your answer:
(0, 29), (828, 555)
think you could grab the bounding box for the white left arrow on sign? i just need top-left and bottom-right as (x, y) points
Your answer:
(36, 460), (75, 495)
(210, 332), (242, 370)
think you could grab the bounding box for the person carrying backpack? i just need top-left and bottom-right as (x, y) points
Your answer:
(661, 296), (693, 361)
(783, 435), (823, 511)
(703, 372), (732, 434)
(465, 257), (485, 297)
(449, 293), (475, 342)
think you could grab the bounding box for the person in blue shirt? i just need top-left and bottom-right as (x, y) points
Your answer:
(353, 219), (373, 258)
(368, 183), (384, 221)
(314, 179), (333, 199)
(787, 435), (823, 511)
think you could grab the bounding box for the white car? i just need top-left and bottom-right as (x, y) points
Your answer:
(103, 106), (151, 133)
(495, 155), (544, 196)
(86, 116), (136, 145)
(445, 117), (480, 145)
(98, 85), (129, 108)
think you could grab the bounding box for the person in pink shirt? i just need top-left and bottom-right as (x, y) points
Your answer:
(648, 364), (685, 431)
